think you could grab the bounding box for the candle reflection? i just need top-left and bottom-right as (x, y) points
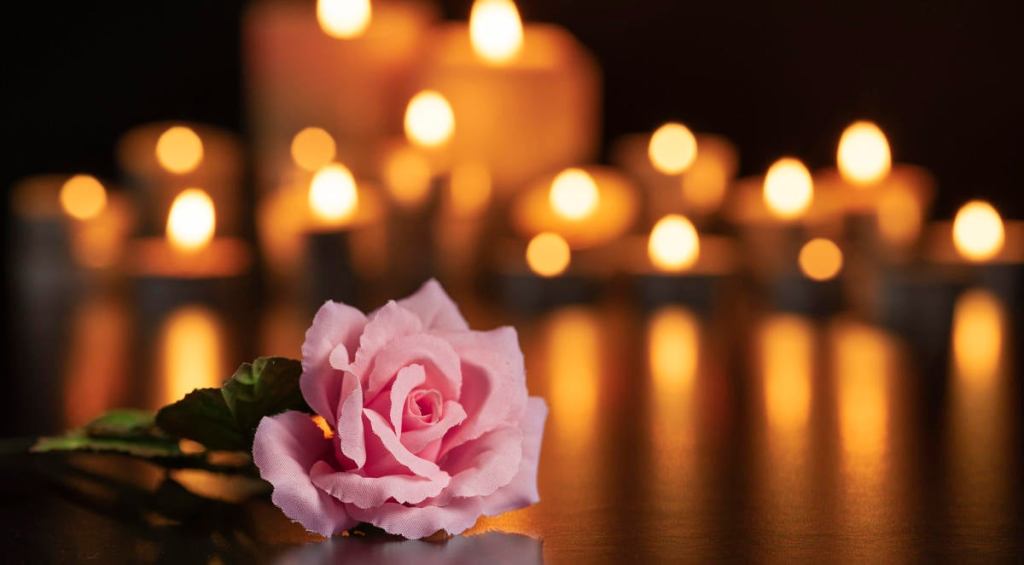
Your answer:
(760, 314), (813, 434)
(63, 295), (130, 427)
(950, 289), (1013, 535)
(157, 306), (227, 406)
(646, 307), (699, 485)
(546, 307), (600, 449)
(834, 322), (890, 462)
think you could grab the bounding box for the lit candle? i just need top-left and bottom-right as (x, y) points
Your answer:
(511, 166), (638, 251)
(303, 163), (361, 304)
(12, 174), (136, 285)
(131, 187), (252, 284)
(245, 0), (438, 188)
(726, 157), (820, 283)
(925, 200), (1023, 301)
(815, 121), (934, 257)
(414, 0), (600, 192)
(496, 231), (594, 311)
(613, 125), (739, 223)
(118, 122), (243, 236)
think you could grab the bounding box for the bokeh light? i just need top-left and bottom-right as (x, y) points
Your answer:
(404, 90), (455, 148)
(763, 157), (813, 220)
(308, 163), (359, 224)
(469, 0), (524, 64)
(526, 232), (571, 277)
(648, 122), (697, 175)
(549, 168), (599, 221)
(60, 174), (107, 221)
(166, 188), (216, 253)
(798, 238), (843, 281)
(953, 200), (1005, 262)
(317, 0), (372, 39)
(837, 121), (892, 186)
(291, 127), (337, 172)
(647, 214), (700, 272)
(155, 126), (204, 174)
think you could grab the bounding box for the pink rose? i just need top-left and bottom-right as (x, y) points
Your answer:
(253, 280), (548, 539)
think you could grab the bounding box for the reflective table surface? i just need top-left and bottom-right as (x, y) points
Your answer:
(2, 278), (1022, 563)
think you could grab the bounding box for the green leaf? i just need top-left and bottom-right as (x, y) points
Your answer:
(155, 356), (308, 452)
(31, 430), (183, 458)
(84, 409), (163, 439)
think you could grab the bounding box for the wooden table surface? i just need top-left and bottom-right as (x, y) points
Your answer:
(2, 280), (1021, 563)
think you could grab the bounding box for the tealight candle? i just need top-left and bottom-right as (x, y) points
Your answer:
(130, 188), (253, 306)
(510, 166), (638, 251)
(612, 126), (739, 223)
(302, 163), (362, 305)
(624, 214), (737, 310)
(495, 232), (595, 311)
(245, 0), (438, 187)
(926, 200), (1023, 303)
(414, 0), (600, 192)
(726, 157), (824, 283)
(814, 121), (935, 260)
(117, 122), (243, 236)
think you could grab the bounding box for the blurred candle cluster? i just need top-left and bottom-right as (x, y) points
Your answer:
(7, 0), (1021, 420)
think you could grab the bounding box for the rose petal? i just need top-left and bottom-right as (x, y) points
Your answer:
(436, 327), (527, 456)
(300, 301), (367, 423)
(397, 279), (470, 331)
(364, 409), (443, 478)
(252, 412), (356, 537)
(389, 364), (427, 436)
(364, 333), (462, 402)
(350, 301), (423, 382)
(310, 461), (449, 509)
(344, 498), (484, 540)
(336, 371), (366, 468)
(434, 425), (523, 504)
(478, 397), (548, 516)
(402, 400), (467, 454)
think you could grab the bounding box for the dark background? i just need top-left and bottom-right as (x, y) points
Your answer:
(5, 0), (1024, 215)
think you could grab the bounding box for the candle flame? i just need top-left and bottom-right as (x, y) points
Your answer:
(763, 157), (813, 220)
(291, 127), (337, 172)
(549, 168), (599, 221)
(837, 121), (891, 186)
(309, 163), (359, 225)
(526, 232), (570, 277)
(167, 188), (216, 253)
(798, 238), (843, 281)
(953, 200), (1004, 262)
(647, 214), (700, 272)
(60, 174), (108, 220)
(156, 126), (204, 174)
(469, 0), (524, 64)
(317, 0), (372, 39)
(404, 90), (455, 149)
(648, 122), (698, 175)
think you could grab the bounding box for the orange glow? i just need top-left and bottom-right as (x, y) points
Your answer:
(549, 168), (599, 221)
(448, 162), (491, 217)
(317, 0), (372, 39)
(64, 296), (128, 427)
(384, 146), (433, 208)
(291, 127), (337, 172)
(547, 307), (600, 446)
(953, 289), (1003, 388)
(526, 232), (570, 277)
(763, 157), (813, 220)
(308, 163), (359, 225)
(837, 121), (892, 186)
(155, 126), (204, 174)
(648, 307), (699, 394)
(953, 200), (1005, 262)
(877, 187), (922, 246)
(647, 214), (700, 272)
(159, 306), (224, 406)
(60, 174), (108, 220)
(469, 0), (524, 64)
(835, 323), (889, 460)
(312, 415), (335, 439)
(404, 90), (455, 149)
(679, 137), (734, 214)
(798, 238), (843, 281)
(648, 122), (698, 175)
(166, 188), (216, 253)
(760, 315), (813, 432)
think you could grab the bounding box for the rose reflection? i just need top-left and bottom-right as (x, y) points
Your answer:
(274, 531), (542, 565)
(157, 306), (227, 406)
(950, 289), (1013, 536)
